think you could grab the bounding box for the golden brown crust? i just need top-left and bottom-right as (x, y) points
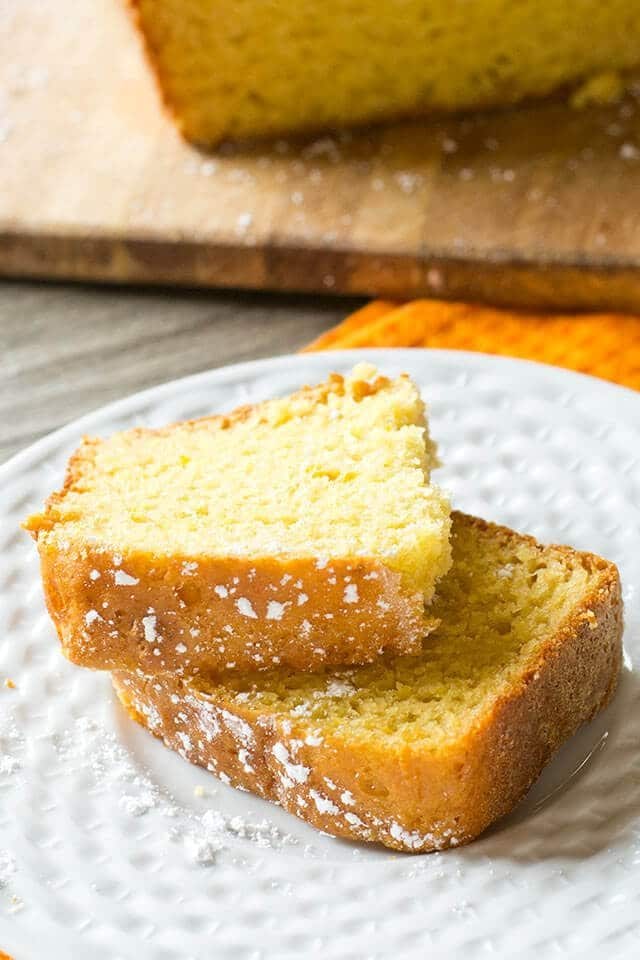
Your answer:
(23, 369), (437, 676)
(32, 541), (430, 676)
(112, 514), (623, 852)
(121, 2), (639, 147)
(123, 0), (185, 137)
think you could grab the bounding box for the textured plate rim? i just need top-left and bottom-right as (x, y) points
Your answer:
(2, 348), (638, 481)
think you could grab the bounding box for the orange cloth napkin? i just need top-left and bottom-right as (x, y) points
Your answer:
(304, 298), (640, 391)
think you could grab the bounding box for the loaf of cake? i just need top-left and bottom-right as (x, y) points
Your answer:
(125, 0), (640, 145)
(113, 512), (622, 852)
(24, 365), (451, 676)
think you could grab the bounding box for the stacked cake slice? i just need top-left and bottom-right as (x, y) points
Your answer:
(25, 365), (622, 851)
(24, 365), (452, 675)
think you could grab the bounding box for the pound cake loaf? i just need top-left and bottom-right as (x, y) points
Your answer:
(24, 365), (451, 677)
(125, 1), (640, 145)
(113, 512), (622, 853)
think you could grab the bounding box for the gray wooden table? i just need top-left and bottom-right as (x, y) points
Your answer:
(1, 281), (361, 464)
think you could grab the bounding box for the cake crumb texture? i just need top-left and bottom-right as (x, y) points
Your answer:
(113, 512), (623, 852)
(126, 0), (640, 144)
(24, 365), (451, 675)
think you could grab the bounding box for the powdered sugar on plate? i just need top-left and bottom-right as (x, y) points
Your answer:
(0, 714), (24, 778)
(0, 849), (16, 889)
(52, 717), (297, 867)
(171, 809), (296, 866)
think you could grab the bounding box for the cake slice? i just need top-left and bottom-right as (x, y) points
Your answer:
(113, 513), (622, 853)
(125, 0), (640, 145)
(24, 365), (451, 676)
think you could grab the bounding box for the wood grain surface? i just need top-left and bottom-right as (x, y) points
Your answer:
(1, 1), (640, 310)
(0, 281), (350, 465)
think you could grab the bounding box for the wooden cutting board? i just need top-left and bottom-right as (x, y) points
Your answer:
(2, 0), (640, 311)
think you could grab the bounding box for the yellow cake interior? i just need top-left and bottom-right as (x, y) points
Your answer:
(27, 365), (451, 601)
(132, 0), (640, 143)
(192, 514), (597, 748)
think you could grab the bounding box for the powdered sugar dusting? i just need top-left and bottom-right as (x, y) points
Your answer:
(119, 792), (155, 817)
(50, 716), (297, 867)
(114, 569), (139, 586)
(173, 809), (296, 866)
(0, 849), (16, 889)
(0, 715), (24, 778)
(236, 597), (258, 619)
(266, 600), (288, 621)
(345, 812), (365, 828)
(309, 790), (339, 815)
(186, 696), (221, 742)
(323, 679), (355, 699)
(389, 821), (426, 850)
(142, 614), (157, 643)
(0, 755), (21, 775)
(182, 829), (225, 865)
(272, 742), (310, 784)
(220, 709), (254, 748)
(343, 583), (359, 604)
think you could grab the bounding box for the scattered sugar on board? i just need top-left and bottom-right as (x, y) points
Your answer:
(620, 143), (639, 160)
(394, 171), (423, 194)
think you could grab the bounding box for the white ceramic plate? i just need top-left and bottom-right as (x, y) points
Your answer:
(1, 349), (639, 960)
